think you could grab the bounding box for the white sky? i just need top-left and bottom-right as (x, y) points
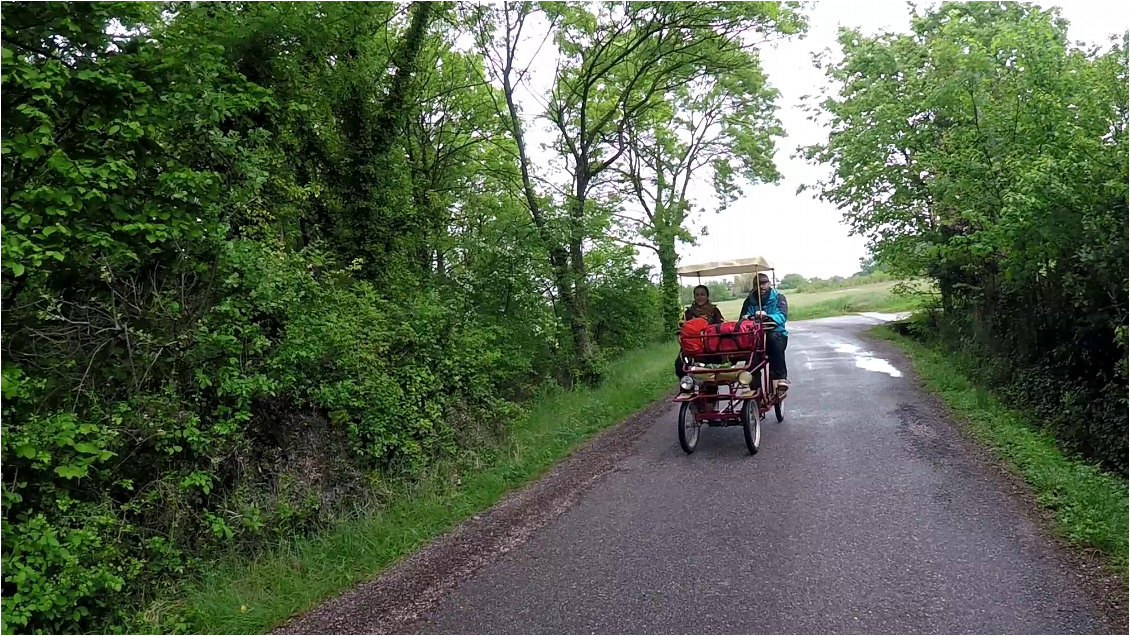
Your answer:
(510, 1), (1129, 280)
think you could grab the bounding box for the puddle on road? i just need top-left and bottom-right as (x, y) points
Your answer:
(855, 357), (902, 377)
(858, 311), (913, 322)
(833, 343), (903, 377)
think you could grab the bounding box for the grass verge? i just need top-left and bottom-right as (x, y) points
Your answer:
(786, 292), (923, 321)
(714, 281), (925, 321)
(872, 325), (1128, 574)
(166, 340), (679, 634)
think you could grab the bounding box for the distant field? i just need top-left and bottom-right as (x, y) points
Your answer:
(713, 280), (925, 321)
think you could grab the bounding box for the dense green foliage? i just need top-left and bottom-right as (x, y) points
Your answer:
(804, 2), (1128, 471)
(0, 2), (800, 632)
(182, 341), (679, 634)
(480, 1), (804, 365)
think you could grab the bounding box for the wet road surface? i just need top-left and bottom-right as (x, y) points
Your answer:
(280, 315), (1116, 634)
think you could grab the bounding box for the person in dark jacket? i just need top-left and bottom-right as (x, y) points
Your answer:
(739, 272), (789, 394)
(683, 284), (725, 325)
(675, 285), (725, 379)
(675, 284), (725, 408)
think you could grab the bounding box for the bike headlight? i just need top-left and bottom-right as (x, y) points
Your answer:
(738, 371), (753, 386)
(679, 375), (695, 391)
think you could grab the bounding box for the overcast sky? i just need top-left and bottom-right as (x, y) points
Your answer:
(510, 1), (1128, 281)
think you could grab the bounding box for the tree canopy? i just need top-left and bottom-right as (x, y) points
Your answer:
(803, 2), (1128, 470)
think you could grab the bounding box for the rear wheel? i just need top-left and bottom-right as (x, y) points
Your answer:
(678, 401), (700, 454)
(742, 400), (760, 455)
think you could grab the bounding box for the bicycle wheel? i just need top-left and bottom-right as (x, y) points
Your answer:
(678, 401), (700, 454)
(741, 399), (760, 455)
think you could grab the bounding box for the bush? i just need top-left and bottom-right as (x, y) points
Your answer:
(0, 4), (676, 632)
(1, 238), (658, 633)
(1, 241), (541, 632)
(589, 248), (666, 354)
(895, 308), (1128, 473)
(805, 4), (1128, 472)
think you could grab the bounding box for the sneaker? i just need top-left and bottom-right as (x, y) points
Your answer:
(775, 379), (790, 396)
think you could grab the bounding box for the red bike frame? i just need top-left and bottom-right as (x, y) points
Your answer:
(673, 317), (780, 424)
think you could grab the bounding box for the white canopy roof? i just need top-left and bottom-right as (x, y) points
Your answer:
(676, 256), (774, 278)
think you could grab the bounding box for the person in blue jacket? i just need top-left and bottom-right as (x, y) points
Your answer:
(739, 272), (789, 394)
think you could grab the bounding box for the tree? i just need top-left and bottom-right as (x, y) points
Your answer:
(316, 1), (439, 285)
(543, 1), (803, 366)
(804, 2), (1128, 469)
(614, 46), (793, 334)
(778, 273), (806, 290)
(168, 1), (441, 287)
(474, 1), (588, 379)
(474, 1), (800, 378)
(404, 39), (507, 279)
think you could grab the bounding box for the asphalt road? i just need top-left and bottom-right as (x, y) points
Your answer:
(280, 315), (1116, 634)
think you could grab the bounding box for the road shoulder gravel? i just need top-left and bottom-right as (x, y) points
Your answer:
(274, 395), (674, 634)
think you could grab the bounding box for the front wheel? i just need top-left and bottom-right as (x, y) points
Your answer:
(678, 401), (700, 454)
(742, 400), (760, 455)
(774, 401), (784, 423)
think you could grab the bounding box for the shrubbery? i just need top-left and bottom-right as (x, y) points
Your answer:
(1, 239), (558, 632)
(1, 3), (672, 632)
(806, 2), (1128, 471)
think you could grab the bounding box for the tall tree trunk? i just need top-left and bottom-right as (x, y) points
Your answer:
(569, 171), (596, 382)
(656, 231), (681, 336)
(328, 2), (435, 281)
(372, 2), (434, 156)
(497, 34), (581, 379)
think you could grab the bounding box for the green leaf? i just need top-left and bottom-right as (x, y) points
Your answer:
(10, 263), (25, 276)
(16, 445), (36, 459)
(54, 464), (89, 479)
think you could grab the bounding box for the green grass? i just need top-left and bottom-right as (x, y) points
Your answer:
(714, 280), (925, 321)
(162, 341), (679, 634)
(873, 325), (1129, 574)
